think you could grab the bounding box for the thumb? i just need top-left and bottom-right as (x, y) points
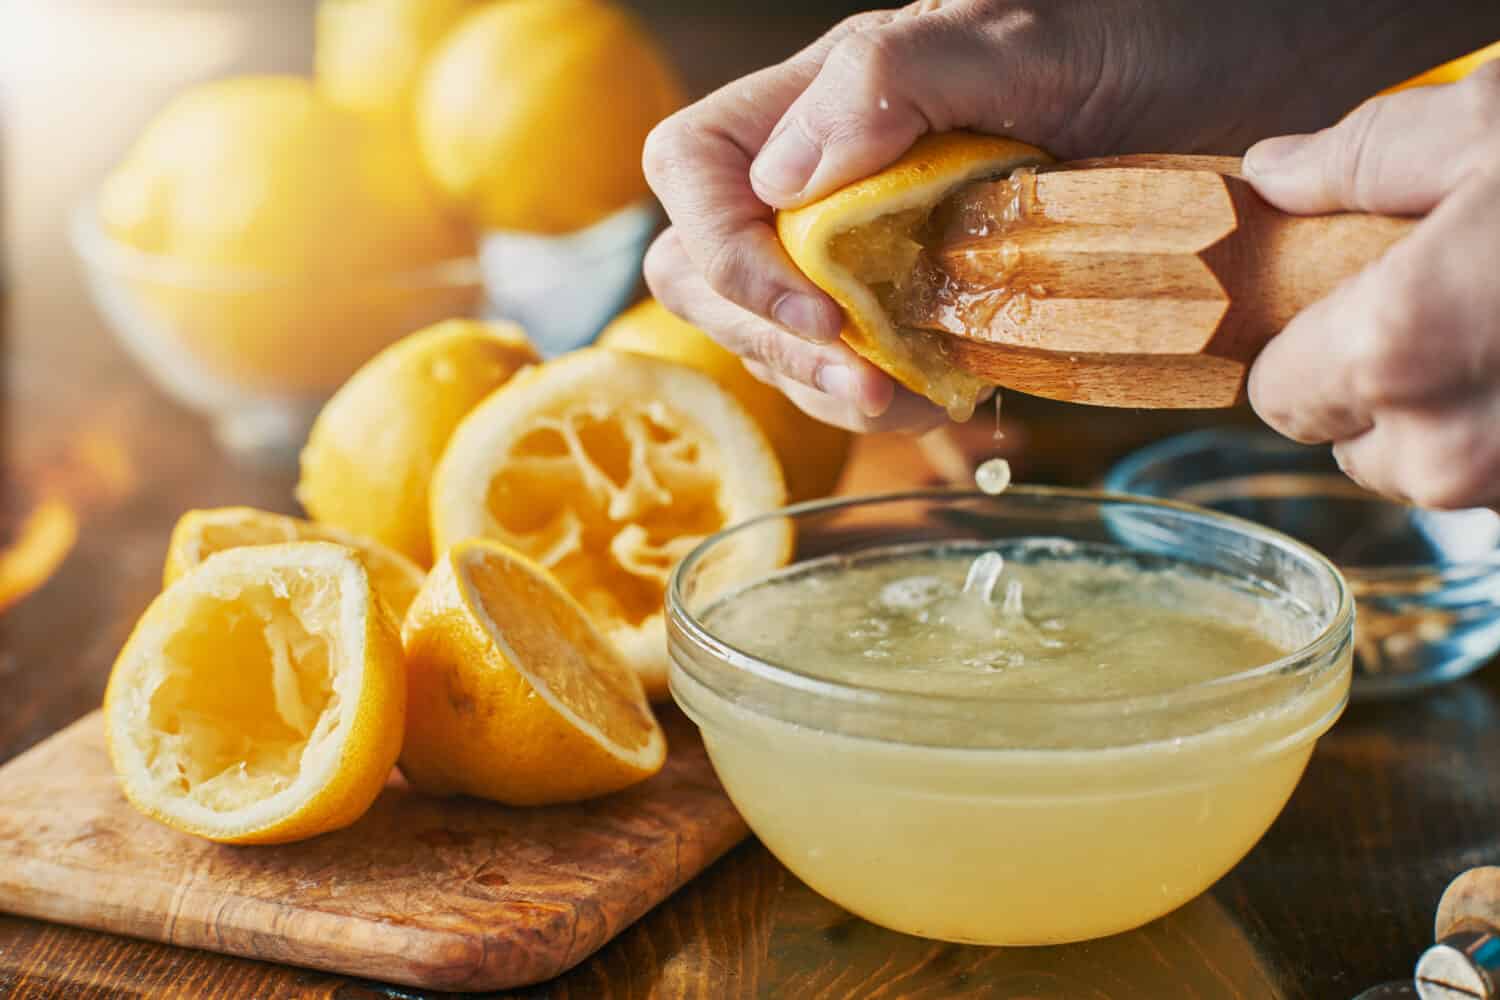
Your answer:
(1243, 63), (1500, 215)
(748, 7), (1081, 208)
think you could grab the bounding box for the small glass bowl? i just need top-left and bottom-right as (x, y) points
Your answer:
(476, 199), (658, 357)
(1105, 428), (1500, 699)
(71, 197), (483, 465)
(668, 489), (1352, 946)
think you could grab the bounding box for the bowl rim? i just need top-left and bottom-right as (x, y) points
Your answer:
(69, 194), (484, 293)
(1103, 426), (1500, 581)
(667, 486), (1354, 725)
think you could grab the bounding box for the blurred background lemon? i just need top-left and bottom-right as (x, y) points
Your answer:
(315, 0), (482, 124)
(417, 0), (685, 235)
(65, 0), (697, 459)
(81, 74), (479, 460)
(98, 76), (468, 281)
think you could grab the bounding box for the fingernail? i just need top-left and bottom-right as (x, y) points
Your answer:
(772, 292), (841, 341)
(751, 123), (821, 201)
(815, 363), (858, 401)
(1244, 134), (1312, 177)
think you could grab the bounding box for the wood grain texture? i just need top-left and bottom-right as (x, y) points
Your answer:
(0, 708), (747, 992)
(5, 8), (1499, 999)
(906, 155), (1418, 408)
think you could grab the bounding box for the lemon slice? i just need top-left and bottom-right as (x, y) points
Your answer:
(105, 542), (406, 844)
(777, 131), (1051, 420)
(164, 507), (425, 621)
(599, 298), (852, 502)
(430, 348), (789, 698)
(297, 318), (539, 566)
(401, 538), (665, 804)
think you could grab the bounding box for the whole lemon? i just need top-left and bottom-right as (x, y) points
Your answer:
(599, 299), (852, 502)
(97, 77), (476, 393)
(416, 0), (684, 234)
(298, 318), (539, 566)
(100, 76), (468, 279)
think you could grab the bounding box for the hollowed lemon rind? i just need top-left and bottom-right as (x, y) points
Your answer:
(777, 131), (1051, 420)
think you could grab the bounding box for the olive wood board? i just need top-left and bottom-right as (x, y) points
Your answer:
(0, 706), (747, 992)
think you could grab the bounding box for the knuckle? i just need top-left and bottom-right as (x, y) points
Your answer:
(741, 360), (778, 387)
(1329, 100), (1385, 210)
(827, 30), (905, 93)
(1417, 429), (1500, 510)
(641, 113), (697, 190)
(1348, 268), (1429, 408)
(832, 9), (897, 37)
(699, 238), (753, 303)
(642, 231), (687, 303)
(1457, 62), (1500, 130)
(746, 328), (818, 386)
(1408, 459), (1482, 510)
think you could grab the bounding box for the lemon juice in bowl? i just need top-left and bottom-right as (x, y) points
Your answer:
(667, 489), (1352, 945)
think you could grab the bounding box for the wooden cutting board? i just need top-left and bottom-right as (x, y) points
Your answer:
(0, 705), (746, 992)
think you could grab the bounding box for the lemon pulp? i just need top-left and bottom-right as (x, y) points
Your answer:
(137, 572), (345, 810)
(486, 398), (725, 631)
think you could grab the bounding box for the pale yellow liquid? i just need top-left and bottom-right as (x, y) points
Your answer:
(688, 543), (1349, 945)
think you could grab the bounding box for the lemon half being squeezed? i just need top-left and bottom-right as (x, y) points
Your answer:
(777, 132), (1050, 420)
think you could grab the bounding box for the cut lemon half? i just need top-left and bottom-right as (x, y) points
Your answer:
(401, 538), (665, 804)
(777, 131), (1051, 420)
(298, 318), (539, 566)
(105, 542), (406, 844)
(599, 298), (852, 502)
(430, 348), (789, 698)
(163, 507), (425, 621)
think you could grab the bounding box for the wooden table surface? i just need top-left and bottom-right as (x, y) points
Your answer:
(4, 7), (1499, 999)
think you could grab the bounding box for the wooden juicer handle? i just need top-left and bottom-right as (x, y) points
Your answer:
(907, 154), (1419, 409)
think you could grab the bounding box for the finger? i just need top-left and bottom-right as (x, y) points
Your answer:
(1250, 163), (1500, 446)
(643, 14), (892, 339)
(1247, 263), (1381, 445)
(1333, 398), (1500, 510)
(751, 5), (1079, 207)
(745, 360), (949, 435)
(645, 228), (895, 417)
(1243, 63), (1500, 215)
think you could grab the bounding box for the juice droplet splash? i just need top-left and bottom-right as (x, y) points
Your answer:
(976, 458), (1012, 495)
(961, 551), (1005, 604)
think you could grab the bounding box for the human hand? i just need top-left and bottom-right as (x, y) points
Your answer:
(1245, 65), (1500, 509)
(642, 0), (1480, 432)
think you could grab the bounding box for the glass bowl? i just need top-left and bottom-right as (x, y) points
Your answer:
(1105, 428), (1500, 699)
(71, 197), (483, 465)
(476, 199), (658, 358)
(667, 489), (1352, 946)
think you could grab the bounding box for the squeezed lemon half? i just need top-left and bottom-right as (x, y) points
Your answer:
(106, 542), (406, 844)
(163, 506), (425, 621)
(430, 348), (790, 697)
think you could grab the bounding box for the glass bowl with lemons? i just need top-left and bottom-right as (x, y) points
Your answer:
(76, 0), (686, 463)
